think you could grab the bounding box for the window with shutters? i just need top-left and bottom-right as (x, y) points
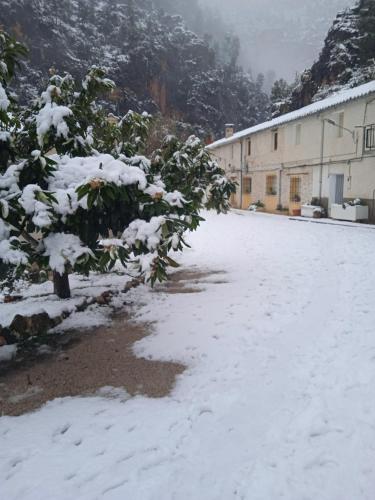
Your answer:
(272, 130), (278, 151)
(365, 124), (375, 151)
(290, 177), (301, 202)
(266, 175), (277, 196)
(243, 177), (252, 194)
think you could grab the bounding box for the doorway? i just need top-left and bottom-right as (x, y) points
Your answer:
(329, 174), (344, 214)
(241, 177), (252, 209)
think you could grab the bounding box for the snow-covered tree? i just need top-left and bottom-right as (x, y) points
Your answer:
(0, 31), (235, 299)
(270, 78), (294, 116)
(0, 0), (270, 139)
(0, 30), (27, 169)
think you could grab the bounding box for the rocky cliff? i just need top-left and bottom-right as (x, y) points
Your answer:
(279, 0), (375, 114)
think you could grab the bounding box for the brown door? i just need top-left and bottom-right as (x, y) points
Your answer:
(242, 177), (252, 209)
(289, 177), (302, 215)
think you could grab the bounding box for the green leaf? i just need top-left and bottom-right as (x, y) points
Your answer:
(87, 190), (98, 209)
(77, 184), (91, 200)
(165, 256), (180, 268)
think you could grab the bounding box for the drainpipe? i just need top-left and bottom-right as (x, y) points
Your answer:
(278, 164), (283, 207)
(240, 139), (244, 209)
(319, 118), (325, 202)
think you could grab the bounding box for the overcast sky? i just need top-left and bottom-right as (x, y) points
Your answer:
(199, 0), (354, 82)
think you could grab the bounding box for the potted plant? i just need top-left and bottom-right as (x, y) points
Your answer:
(277, 204), (289, 213)
(249, 200), (265, 212)
(301, 199), (325, 218)
(291, 207), (301, 216)
(312, 207), (325, 218)
(331, 199), (369, 222)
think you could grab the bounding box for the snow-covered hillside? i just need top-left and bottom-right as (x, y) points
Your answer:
(0, 0), (270, 138)
(279, 0), (375, 114)
(1, 211), (375, 499)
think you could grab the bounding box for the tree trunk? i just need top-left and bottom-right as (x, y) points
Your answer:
(53, 271), (71, 299)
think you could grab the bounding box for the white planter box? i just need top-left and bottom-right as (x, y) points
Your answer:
(331, 203), (369, 222)
(301, 205), (322, 218)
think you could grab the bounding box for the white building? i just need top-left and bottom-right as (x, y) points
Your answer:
(207, 81), (375, 221)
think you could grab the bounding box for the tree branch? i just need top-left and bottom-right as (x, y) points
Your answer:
(6, 220), (40, 248)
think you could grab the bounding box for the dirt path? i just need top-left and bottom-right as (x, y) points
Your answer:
(0, 314), (185, 416)
(0, 269), (224, 416)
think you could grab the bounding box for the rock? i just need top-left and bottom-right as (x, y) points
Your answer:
(9, 312), (54, 339)
(123, 278), (144, 293)
(51, 314), (65, 328)
(0, 335), (6, 346)
(96, 291), (113, 305)
(95, 295), (106, 306)
(75, 299), (89, 312)
(0, 327), (17, 345)
(3, 295), (23, 303)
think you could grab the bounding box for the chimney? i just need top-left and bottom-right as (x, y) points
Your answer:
(225, 124), (234, 138)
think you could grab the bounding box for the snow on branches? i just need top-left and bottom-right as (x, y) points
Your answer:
(0, 28), (236, 298)
(0, 82), (9, 111)
(43, 233), (94, 275)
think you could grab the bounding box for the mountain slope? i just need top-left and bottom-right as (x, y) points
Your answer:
(278, 0), (375, 114)
(0, 0), (270, 138)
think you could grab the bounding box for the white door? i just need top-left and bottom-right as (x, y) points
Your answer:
(329, 174), (344, 214)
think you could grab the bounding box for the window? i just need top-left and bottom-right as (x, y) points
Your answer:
(295, 124), (302, 146)
(365, 124), (375, 151)
(338, 112), (345, 138)
(272, 130), (278, 151)
(290, 177), (301, 202)
(243, 177), (252, 194)
(266, 175), (277, 196)
(231, 144), (234, 159)
(247, 139), (252, 156)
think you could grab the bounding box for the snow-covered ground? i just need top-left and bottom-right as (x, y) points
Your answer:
(0, 272), (130, 331)
(2, 210), (375, 500)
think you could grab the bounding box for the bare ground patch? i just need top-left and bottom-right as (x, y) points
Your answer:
(0, 268), (226, 416)
(153, 268), (227, 294)
(0, 314), (185, 416)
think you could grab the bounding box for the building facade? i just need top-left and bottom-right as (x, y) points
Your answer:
(207, 82), (375, 221)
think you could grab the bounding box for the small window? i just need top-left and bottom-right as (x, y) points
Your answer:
(272, 130), (278, 151)
(290, 177), (301, 202)
(365, 125), (375, 151)
(247, 139), (252, 156)
(231, 144), (234, 159)
(266, 175), (277, 196)
(243, 177), (252, 194)
(338, 112), (344, 138)
(295, 124), (302, 145)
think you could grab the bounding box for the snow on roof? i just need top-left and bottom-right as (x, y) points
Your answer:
(207, 80), (375, 150)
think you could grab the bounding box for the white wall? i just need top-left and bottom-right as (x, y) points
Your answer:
(211, 94), (375, 210)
